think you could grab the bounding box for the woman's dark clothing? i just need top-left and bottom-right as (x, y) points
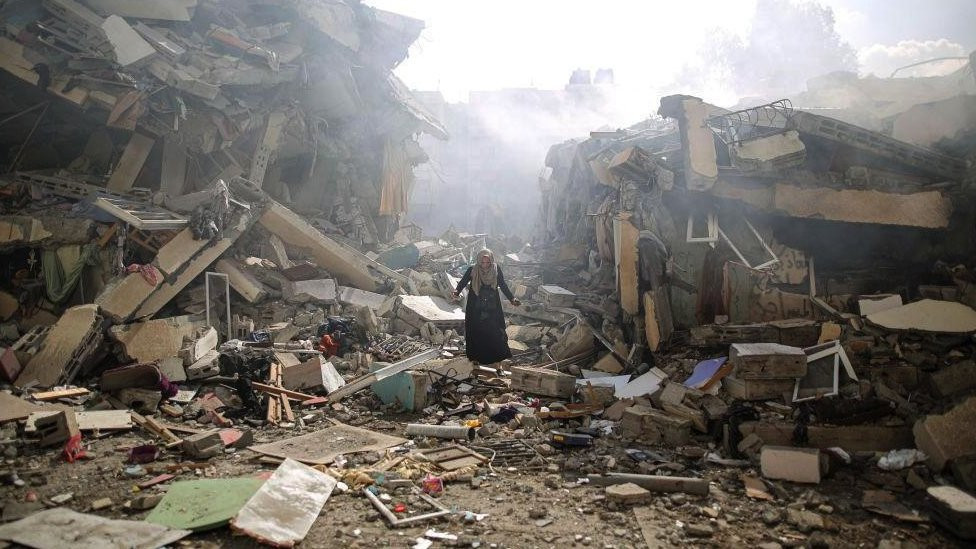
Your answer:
(455, 265), (514, 364)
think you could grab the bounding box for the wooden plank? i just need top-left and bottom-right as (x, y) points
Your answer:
(32, 387), (90, 401)
(106, 133), (155, 192)
(251, 381), (316, 402)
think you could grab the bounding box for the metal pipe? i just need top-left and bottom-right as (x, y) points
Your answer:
(405, 423), (475, 441)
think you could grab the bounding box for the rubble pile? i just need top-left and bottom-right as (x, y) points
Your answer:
(0, 0), (975, 545)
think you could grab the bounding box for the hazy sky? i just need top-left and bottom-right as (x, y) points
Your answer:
(366, 0), (974, 103)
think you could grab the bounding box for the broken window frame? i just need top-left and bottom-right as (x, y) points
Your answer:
(686, 210), (719, 243)
(205, 272), (232, 341)
(792, 340), (857, 403)
(717, 218), (780, 270)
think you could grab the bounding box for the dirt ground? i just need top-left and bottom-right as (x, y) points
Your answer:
(0, 399), (964, 549)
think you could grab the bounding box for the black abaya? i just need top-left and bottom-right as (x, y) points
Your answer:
(455, 265), (514, 364)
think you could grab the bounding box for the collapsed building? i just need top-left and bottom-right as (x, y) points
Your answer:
(1, 1), (976, 545)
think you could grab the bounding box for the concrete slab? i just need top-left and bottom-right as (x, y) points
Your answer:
(16, 304), (100, 388)
(284, 278), (337, 304)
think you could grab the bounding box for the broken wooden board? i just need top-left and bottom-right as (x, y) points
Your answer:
(419, 445), (490, 471)
(866, 299), (976, 333)
(247, 422), (407, 465)
(146, 478), (265, 532)
(231, 458), (336, 546)
(0, 507), (190, 548)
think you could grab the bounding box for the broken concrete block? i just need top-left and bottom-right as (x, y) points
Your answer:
(267, 322), (300, 344)
(605, 482), (650, 504)
(259, 201), (390, 292)
(857, 294), (903, 316)
(284, 278), (337, 304)
(731, 130), (806, 172)
(760, 446), (827, 484)
(620, 405), (691, 446)
(186, 350), (220, 381)
(658, 95), (718, 191)
(16, 304), (102, 388)
(395, 295), (464, 331)
(35, 410), (80, 447)
(157, 357), (186, 383)
(109, 315), (206, 364)
(538, 285), (576, 309)
(215, 259), (269, 303)
(729, 343), (806, 379)
(510, 366), (576, 398)
(179, 327), (218, 366)
(182, 430), (222, 459)
(722, 373), (796, 401)
(337, 286), (386, 311)
(592, 353), (624, 374)
(927, 485), (976, 540)
(929, 360), (976, 398)
(281, 356), (344, 394)
(114, 387), (162, 414)
(913, 396), (976, 471)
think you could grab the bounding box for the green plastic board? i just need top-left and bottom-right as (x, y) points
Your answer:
(145, 477), (264, 532)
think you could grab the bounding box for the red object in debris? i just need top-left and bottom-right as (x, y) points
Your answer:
(138, 474), (175, 489)
(125, 263), (160, 286)
(207, 410), (232, 428)
(317, 334), (339, 358)
(63, 434), (86, 463)
(128, 444), (160, 464)
(0, 347), (23, 383)
(393, 503), (407, 513)
(421, 475), (444, 496)
(24, 491), (37, 502)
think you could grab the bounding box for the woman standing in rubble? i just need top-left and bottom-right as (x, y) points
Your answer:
(452, 249), (520, 365)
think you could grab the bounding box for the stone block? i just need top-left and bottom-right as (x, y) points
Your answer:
(179, 327), (218, 366)
(605, 482), (650, 504)
(722, 373), (796, 401)
(538, 285), (576, 308)
(510, 366), (576, 398)
(760, 446), (826, 484)
(927, 485), (976, 540)
(35, 410), (80, 447)
(729, 343), (806, 379)
(182, 430), (222, 459)
(620, 405), (691, 446)
(281, 356), (344, 393)
(109, 315), (205, 364)
(929, 361), (976, 398)
(914, 397), (976, 471)
(17, 304), (101, 388)
(337, 286), (386, 311)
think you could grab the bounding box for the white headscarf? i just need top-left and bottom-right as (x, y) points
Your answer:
(470, 249), (498, 296)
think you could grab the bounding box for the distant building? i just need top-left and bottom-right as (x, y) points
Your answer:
(409, 71), (620, 237)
